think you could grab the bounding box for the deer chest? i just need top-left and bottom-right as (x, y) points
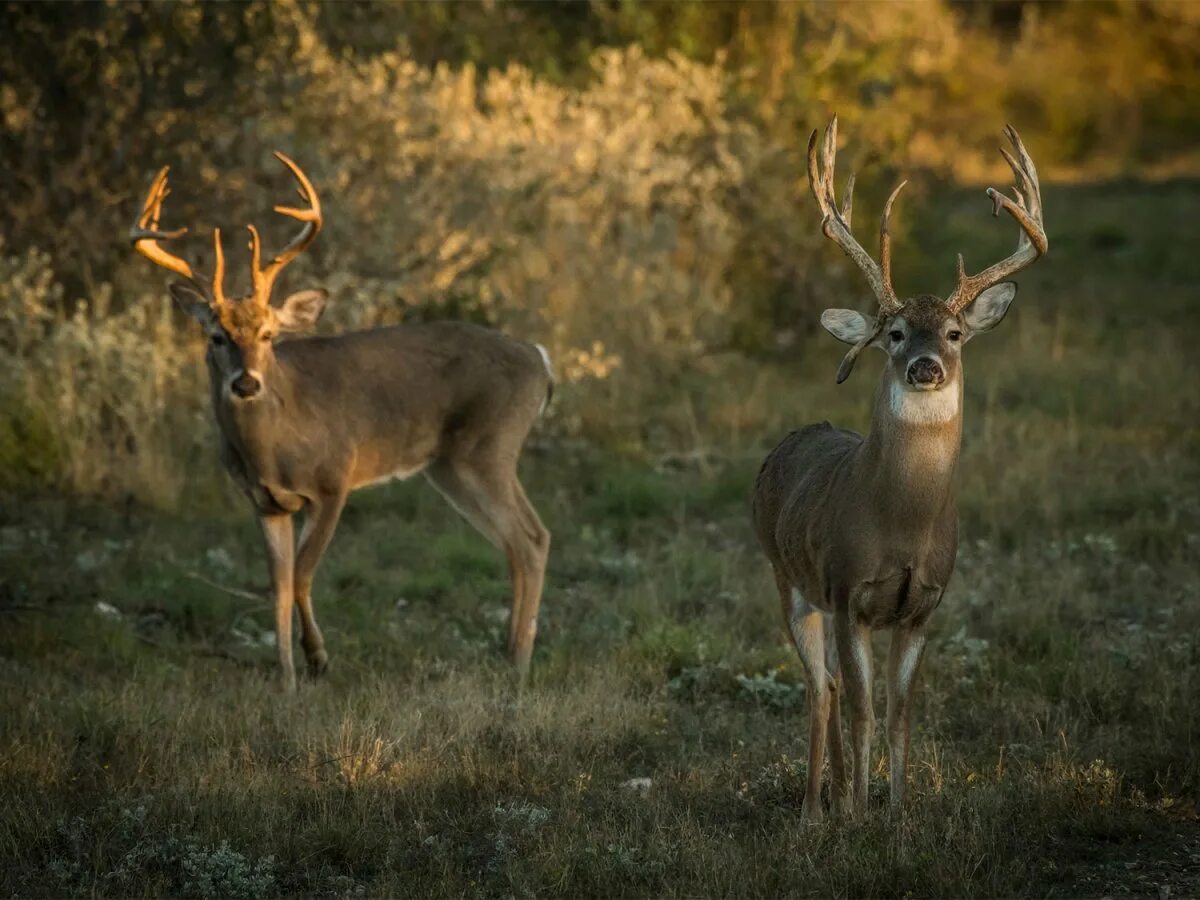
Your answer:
(850, 566), (946, 629)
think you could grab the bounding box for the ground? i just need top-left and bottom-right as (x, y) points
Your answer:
(1, 180), (1198, 897)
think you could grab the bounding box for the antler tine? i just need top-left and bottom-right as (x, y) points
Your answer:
(946, 125), (1048, 314)
(841, 173), (855, 228)
(879, 180), (908, 313)
(821, 116), (838, 206)
(250, 152), (324, 303)
(129, 166), (202, 285)
(806, 116), (904, 315)
(806, 127), (830, 215)
(211, 228), (227, 307)
(246, 224), (264, 296)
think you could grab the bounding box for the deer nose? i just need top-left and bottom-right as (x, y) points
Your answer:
(231, 372), (262, 399)
(906, 356), (944, 387)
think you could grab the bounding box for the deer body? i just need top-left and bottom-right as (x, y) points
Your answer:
(209, 322), (550, 515)
(754, 119), (1047, 821)
(758, 386), (961, 631)
(131, 157), (552, 691)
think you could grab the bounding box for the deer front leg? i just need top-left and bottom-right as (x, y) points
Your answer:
(294, 492), (348, 679)
(825, 631), (849, 817)
(886, 625), (927, 812)
(259, 513), (297, 692)
(836, 610), (873, 816)
(789, 601), (832, 824)
(775, 570), (834, 823)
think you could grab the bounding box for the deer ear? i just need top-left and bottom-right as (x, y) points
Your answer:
(168, 282), (212, 324)
(963, 282), (1017, 339)
(820, 309), (871, 346)
(275, 288), (328, 332)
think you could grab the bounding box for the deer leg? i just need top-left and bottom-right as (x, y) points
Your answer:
(425, 459), (549, 679)
(886, 626), (926, 812)
(293, 491), (348, 678)
(506, 477), (550, 676)
(777, 572), (831, 823)
(825, 623), (849, 817)
(836, 611), (873, 815)
(259, 513), (296, 693)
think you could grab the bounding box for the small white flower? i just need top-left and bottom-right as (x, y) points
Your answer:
(205, 548), (235, 572)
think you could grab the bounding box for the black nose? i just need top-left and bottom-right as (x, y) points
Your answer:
(231, 372), (261, 398)
(906, 357), (944, 386)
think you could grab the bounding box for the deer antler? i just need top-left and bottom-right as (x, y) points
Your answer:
(129, 168), (197, 284)
(246, 152), (323, 306)
(130, 166), (227, 309)
(945, 125), (1047, 314)
(808, 115), (907, 317)
(808, 116), (909, 383)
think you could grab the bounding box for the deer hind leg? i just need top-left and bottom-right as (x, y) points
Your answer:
(425, 458), (549, 679)
(293, 491), (348, 678)
(506, 477), (550, 675)
(886, 626), (927, 812)
(778, 571), (832, 823)
(836, 610), (874, 816)
(259, 513), (297, 693)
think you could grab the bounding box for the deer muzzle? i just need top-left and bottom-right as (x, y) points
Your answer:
(906, 356), (945, 389)
(230, 371), (263, 399)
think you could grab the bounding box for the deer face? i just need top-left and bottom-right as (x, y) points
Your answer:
(170, 283), (328, 401)
(881, 297), (962, 391)
(821, 284), (1018, 391)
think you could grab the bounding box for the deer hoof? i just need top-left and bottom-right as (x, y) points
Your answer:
(306, 649), (329, 679)
(833, 793), (853, 818)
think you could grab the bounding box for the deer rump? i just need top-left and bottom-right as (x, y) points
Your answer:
(753, 422), (954, 630)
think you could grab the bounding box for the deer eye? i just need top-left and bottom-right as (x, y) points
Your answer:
(259, 333), (272, 344)
(210, 334), (226, 347)
(947, 330), (962, 342)
(889, 330), (904, 343)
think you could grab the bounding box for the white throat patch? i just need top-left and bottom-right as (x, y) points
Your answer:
(888, 380), (960, 426)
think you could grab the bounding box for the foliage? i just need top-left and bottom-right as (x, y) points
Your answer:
(1, 1), (1197, 496)
(0, 244), (204, 503)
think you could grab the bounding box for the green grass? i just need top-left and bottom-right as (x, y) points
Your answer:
(2, 179), (1199, 897)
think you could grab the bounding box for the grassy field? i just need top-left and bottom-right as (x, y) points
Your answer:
(2, 180), (1198, 897)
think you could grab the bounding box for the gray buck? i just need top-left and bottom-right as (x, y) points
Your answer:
(131, 155), (552, 691)
(753, 118), (1047, 821)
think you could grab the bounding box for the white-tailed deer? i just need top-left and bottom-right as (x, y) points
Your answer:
(753, 118), (1046, 821)
(130, 155), (552, 691)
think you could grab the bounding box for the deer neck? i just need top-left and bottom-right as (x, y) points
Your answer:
(209, 357), (302, 471)
(852, 371), (963, 519)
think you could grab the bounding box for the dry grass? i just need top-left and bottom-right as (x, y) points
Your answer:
(1, 180), (1198, 897)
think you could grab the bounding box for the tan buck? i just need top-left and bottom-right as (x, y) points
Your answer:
(130, 155), (553, 691)
(753, 118), (1047, 821)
